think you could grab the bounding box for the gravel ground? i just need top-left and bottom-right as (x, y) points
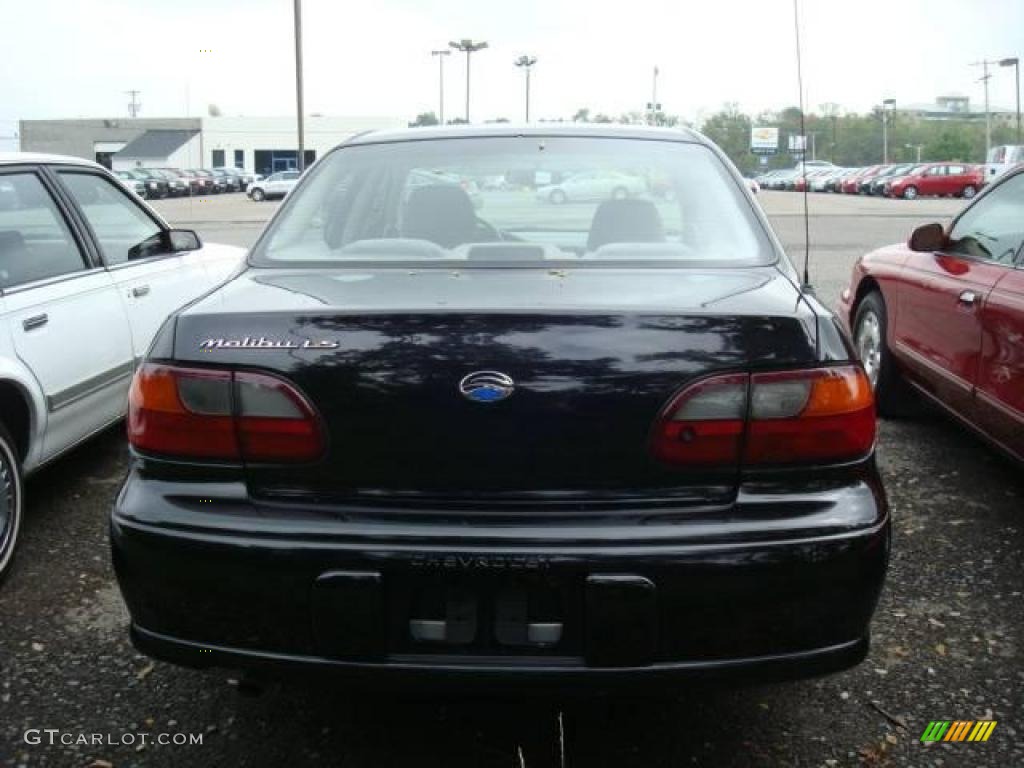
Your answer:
(1, 191), (1020, 767)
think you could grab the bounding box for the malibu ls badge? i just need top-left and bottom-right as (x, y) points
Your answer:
(459, 371), (515, 403)
(200, 337), (339, 351)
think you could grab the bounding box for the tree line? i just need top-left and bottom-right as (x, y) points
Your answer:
(408, 104), (1019, 172)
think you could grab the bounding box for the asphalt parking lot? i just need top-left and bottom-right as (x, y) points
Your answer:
(1, 191), (1021, 768)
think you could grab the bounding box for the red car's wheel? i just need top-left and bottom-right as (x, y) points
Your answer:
(854, 291), (916, 417)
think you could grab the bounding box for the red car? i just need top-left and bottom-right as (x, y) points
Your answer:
(838, 166), (1024, 462)
(887, 162), (984, 200)
(842, 166), (880, 194)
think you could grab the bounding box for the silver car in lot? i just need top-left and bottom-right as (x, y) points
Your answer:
(537, 170), (647, 203)
(248, 170), (300, 201)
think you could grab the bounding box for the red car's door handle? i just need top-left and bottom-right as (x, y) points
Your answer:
(958, 290), (979, 306)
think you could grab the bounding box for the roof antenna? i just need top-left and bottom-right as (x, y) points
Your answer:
(792, 0), (812, 292)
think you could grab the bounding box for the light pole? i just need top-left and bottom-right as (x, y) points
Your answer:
(971, 61), (994, 162)
(646, 66), (661, 125)
(449, 39), (488, 123)
(293, 0), (305, 173)
(514, 55), (537, 122)
(1000, 57), (1021, 144)
(431, 50), (451, 124)
(881, 98), (895, 163)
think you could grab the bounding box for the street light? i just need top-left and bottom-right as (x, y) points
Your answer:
(449, 39), (488, 123)
(514, 55), (537, 122)
(431, 50), (451, 124)
(881, 98), (896, 163)
(905, 143), (925, 163)
(1000, 57), (1021, 144)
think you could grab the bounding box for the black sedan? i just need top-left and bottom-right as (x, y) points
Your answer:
(125, 168), (170, 199)
(111, 125), (889, 689)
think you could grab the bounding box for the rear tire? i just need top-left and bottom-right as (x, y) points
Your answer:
(901, 185), (918, 200)
(251, 188), (265, 202)
(0, 423), (24, 586)
(853, 291), (915, 417)
(962, 185), (977, 199)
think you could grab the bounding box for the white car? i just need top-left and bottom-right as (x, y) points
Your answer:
(537, 170), (647, 204)
(248, 170), (300, 201)
(0, 152), (245, 582)
(114, 170), (147, 199)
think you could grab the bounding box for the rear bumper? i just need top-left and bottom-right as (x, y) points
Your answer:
(111, 470), (889, 687)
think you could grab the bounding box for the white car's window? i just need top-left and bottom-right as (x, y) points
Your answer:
(948, 173), (1024, 265)
(0, 172), (88, 289)
(58, 172), (165, 265)
(259, 136), (769, 266)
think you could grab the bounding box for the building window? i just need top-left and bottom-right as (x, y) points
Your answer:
(211, 149), (225, 168)
(234, 149), (244, 169)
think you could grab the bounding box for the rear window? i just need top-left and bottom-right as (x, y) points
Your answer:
(253, 136), (773, 267)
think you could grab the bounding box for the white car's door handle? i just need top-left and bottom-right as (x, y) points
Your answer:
(131, 285), (151, 298)
(22, 313), (48, 331)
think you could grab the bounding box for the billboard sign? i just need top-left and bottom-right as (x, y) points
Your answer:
(751, 126), (779, 155)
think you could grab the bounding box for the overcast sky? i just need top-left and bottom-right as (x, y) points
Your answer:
(1, 0), (1021, 135)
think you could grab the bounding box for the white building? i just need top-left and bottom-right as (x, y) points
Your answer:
(19, 115), (405, 175)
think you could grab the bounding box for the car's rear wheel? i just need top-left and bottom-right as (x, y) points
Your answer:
(0, 424), (24, 586)
(901, 185), (918, 200)
(548, 188), (566, 204)
(251, 188), (265, 202)
(612, 186), (628, 200)
(854, 291), (915, 417)
(962, 185), (977, 199)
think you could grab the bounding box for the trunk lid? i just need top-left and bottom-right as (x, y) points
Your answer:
(173, 267), (818, 507)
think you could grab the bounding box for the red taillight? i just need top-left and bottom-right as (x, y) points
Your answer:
(650, 366), (875, 468)
(128, 363), (324, 462)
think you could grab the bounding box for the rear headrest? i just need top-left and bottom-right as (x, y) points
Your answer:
(403, 184), (478, 249)
(587, 199), (665, 252)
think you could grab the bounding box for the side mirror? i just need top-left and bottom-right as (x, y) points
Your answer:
(167, 229), (201, 252)
(908, 222), (946, 252)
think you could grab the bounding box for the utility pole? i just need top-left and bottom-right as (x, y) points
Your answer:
(1000, 57), (1021, 144)
(293, 0), (305, 172)
(449, 39), (488, 123)
(881, 98), (895, 163)
(125, 90), (141, 118)
(514, 55), (537, 122)
(431, 50), (451, 124)
(971, 60), (994, 162)
(647, 66), (661, 125)
(820, 102), (840, 162)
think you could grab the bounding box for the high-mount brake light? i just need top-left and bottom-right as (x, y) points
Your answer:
(128, 363), (324, 463)
(650, 366), (875, 468)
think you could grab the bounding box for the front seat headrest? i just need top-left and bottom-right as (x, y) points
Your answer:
(402, 184), (478, 249)
(587, 198), (665, 252)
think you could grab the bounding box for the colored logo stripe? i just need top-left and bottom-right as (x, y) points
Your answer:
(968, 721), (997, 742)
(944, 721), (973, 741)
(921, 721), (950, 742)
(920, 720), (997, 742)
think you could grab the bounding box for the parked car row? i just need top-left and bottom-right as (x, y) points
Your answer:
(113, 166), (259, 200)
(757, 162), (989, 200)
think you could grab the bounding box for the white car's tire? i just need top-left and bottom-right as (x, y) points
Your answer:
(251, 188), (265, 202)
(0, 424), (24, 585)
(548, 189), (566, 204)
